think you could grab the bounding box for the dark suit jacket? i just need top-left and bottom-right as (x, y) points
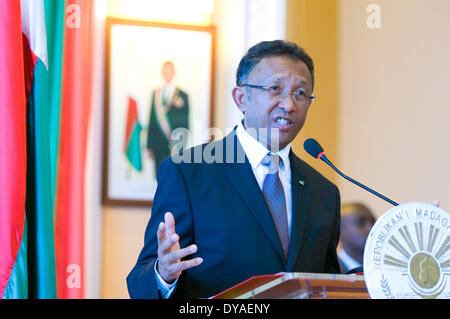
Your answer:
(127, 130), (341, 298)
(147, 88), (189, 173)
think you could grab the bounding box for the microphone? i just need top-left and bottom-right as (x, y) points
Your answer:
(303, 138), (399, 206)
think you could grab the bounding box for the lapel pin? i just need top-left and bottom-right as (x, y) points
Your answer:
(299, 180), (305, 186)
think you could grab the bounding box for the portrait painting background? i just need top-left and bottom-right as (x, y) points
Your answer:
(103, 19), (215, 206)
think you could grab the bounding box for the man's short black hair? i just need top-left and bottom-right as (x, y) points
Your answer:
(236, 40), (315, 91)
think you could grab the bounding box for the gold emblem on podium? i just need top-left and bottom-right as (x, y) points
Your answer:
(364, 202), (450, 299)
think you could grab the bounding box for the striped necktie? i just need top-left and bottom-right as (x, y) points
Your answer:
(261, 153), (289, 259)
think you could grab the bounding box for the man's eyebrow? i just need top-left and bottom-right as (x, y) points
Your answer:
(263, 76), (282, 84)
(268, 76), (308, 85)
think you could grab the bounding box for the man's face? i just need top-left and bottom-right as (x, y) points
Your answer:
(234, 56), (313, 150)
(340, 210), (376, 255)
(162, 62), (175, 84)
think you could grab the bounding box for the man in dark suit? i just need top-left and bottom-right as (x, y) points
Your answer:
(147, 61), (189, 174)
(127, 40), (341, 299)
(338, 202), (376, 274)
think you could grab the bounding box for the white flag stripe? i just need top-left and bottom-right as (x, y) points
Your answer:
(21, 0), (48, 68)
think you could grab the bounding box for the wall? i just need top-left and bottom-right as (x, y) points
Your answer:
(337, 0), (450, 217)
(285, 0), (339, 185)
(101, 207), (150, 298)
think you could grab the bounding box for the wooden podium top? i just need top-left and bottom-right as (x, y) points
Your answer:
(211, 272), (369, 299)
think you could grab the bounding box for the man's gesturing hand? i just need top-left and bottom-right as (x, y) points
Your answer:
(156, 212), (203, 284)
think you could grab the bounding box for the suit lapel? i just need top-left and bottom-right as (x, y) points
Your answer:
(225, 132), (286, 262)
(287, 152), (311, 271)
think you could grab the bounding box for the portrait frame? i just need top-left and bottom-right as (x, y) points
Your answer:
(102, 17), (216, 207)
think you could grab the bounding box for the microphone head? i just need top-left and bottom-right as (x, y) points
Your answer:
(303, 138), (324, 159)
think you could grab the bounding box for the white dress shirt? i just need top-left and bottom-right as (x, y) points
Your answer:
(235, 121), (293, 234)
(161, 82), (176, 105)
(155, 121), (293, 297)
(338, 249), (361, 272)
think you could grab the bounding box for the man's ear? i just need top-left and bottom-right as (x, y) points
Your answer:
(232, 86), (247, 114)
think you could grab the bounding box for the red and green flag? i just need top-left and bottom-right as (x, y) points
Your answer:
(1, 0), (94, 299)
(0, 0), (28, 299)
(22, 0), (61, 299)
(54, 0), (94, 299)
(124, 96), (143, 171)
(1, 0), (61, 299)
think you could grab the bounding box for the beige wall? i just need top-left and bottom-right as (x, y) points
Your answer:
(337, 0), (450, 217)
(101, 207), (149, 298)
(286, 0), (339, 184)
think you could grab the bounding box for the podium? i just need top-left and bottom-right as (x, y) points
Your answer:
(211, 272), (370, 299)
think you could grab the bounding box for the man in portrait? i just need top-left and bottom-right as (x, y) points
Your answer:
(147, 60), (190, 174)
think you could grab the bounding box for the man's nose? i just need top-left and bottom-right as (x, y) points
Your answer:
(278, 92), (296, 112)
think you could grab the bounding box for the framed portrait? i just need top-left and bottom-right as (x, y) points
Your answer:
(102, 18), (216, 207)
